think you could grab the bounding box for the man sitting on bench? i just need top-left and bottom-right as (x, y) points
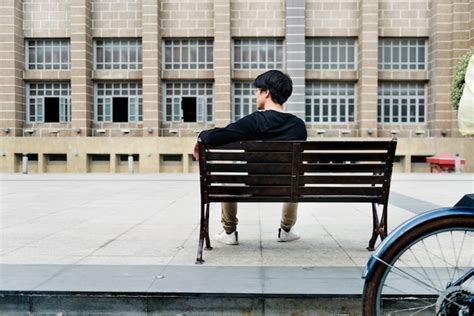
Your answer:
(192, 70), (307, 245)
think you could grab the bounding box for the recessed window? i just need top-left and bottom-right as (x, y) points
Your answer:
(378, 38), (426, 70)
(411, 155), (429, 163)
(233, 82), (256, 122)
(378, 82), (426, 123)
(118, 154), (139, 162)
(164, 39), (213, 70)
(26, 39), (70, 70)
(164, 82), (213, 123)
(233, 39), (284, 70)
(161, 154), (182, 163)
(90, 154), (110, 162)
(27, 83), (71, 123)
(95, 82), (143, 123)
(306, 38), (356, 70)
(305, 82), (356, 123)
(95, 39), (142, 70)
(48, 154), (67, 162)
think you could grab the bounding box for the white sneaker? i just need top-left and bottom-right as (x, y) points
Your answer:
(277, 228), (301, 242)
(215, 230), (239, 245)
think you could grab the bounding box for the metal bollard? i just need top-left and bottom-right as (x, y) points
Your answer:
(454, 154), (461, 173)
(128, 154), (134, 173)
(22, 154), (28, 174)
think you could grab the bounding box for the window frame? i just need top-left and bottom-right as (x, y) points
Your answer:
(163, 39), (214, 70)
(232, 82), (257, 122)
(232, 38), (285, 70)
(25, 39), (70, 70)
(93, 39), (142, 71)
(162, 82), (214, 123)
(94, 82), (143, 123)
(378, 38), (428, 71)
(377, 82), (427, 124)
(305, 82), (357, 124)
(305, 38), (357, 70)
(26, 82), (71, 123)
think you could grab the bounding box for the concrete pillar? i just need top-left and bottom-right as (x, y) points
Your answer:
(404, 155), (411, 173)
(285, 0), (305, 120)
(213, 0), (232, 127)
(0, 0), (23, 137)
(428, 0), (453, 137)
(142, 0), (160, 137)
(70, 0), (93, 136)
(183, 153), (190, 173)
(357, 0), (379, 137)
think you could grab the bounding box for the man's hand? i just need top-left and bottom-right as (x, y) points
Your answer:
(193, 142), (199, 160)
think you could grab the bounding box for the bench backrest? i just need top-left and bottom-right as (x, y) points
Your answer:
(198, 140), (397, 205)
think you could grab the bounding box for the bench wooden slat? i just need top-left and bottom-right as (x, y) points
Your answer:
(206, 163), (292, 174)
(209, 175), (292, 185)
(299, 186), (382, 196)
(302, 152), (388, 162)
(301, 141), (392, 151)
(206, 152), (293, 163)
(207, 195), (380, 203)
(301, 163), (386, 173)
(300, 175), (385, 185)
(208, 186), (292, 196)
(212, 142), (294, 151)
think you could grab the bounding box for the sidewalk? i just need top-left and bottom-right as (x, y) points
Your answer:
(0, 173), (472, 295)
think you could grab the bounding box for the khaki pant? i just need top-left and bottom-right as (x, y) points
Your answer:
(221, 202), (298, 233)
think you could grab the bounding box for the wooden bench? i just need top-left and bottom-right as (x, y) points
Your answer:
(196, 139), (397, 264)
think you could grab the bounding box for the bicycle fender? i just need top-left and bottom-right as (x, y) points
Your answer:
(362, 207), (474, 280)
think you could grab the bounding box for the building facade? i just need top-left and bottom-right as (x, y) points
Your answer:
(1, 0), (473, 173)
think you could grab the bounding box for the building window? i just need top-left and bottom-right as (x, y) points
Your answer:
(26, 83), (71, 123)
(26, 39), (70, 70)
(164, 39), (213, 70)
(95, 82), (143, 123)
(306, 38), (356, 70)
(164, 82), (213, 123)
(232, 82), (256, 121)
(233, 39), (284, 69)
(378, 82), (426, 123)
(305, 82), (356, 123)
(378, 38), (426, 70)
(94, 39), (142, 70)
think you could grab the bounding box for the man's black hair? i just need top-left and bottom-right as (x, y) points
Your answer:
(253, 70), (293, 105)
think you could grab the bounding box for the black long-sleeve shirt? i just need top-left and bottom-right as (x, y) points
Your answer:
(198, 110), (307, 146)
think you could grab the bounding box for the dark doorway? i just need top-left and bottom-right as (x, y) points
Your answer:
(44, 97), (60, 122)
(181, 97), (197, 122)
(113, 97), (128, 122)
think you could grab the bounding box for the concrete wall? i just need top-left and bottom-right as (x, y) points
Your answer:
(1, 137), (473, 173)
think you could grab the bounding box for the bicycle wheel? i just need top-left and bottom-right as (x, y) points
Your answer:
(363, 215), (474, 315)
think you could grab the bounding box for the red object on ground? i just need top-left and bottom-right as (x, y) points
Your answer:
(426, 153), (466, 173)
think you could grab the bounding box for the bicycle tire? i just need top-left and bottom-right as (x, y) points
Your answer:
(362, 215), (474, 315)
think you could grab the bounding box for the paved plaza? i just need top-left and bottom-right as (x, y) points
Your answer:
(0, 173), (472, 295)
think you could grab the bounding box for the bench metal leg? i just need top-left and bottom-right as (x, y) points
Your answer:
(196, 202), (206, 264)
(380, 203), (388, 240)
(204, 203), (213, 250)
(367, 202), (380, 251)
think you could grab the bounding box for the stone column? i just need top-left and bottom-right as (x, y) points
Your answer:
(142, 0), (160, 137)
(213, 0), (231, 127)
(70, 0), (93, 136)
(0, 0), (23, 137)
(357, 0), (379, 137)
(285, 0), (305, 120)
(428, 0), (453, 137)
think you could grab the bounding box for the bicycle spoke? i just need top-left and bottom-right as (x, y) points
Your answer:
(421, 239), (445, 290)
(374, 255), (443, 294)
(405, 248), (440, 290)
(384, 302), (436, 315)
